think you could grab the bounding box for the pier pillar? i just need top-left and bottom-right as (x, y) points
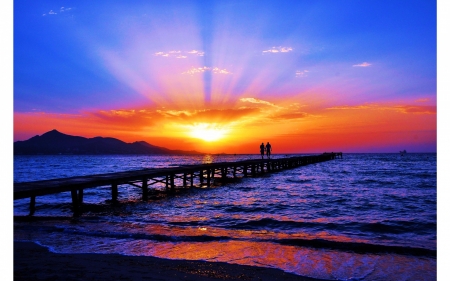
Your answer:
(183, 173), (187, 187)
(221, 167), (227, 179)
(142, 178), (148, 201)
(112, 183), (118, 203)
(200, 170), (204, 185)
(243, 165), (248, 177)
(190, 172), (194, 187)
(170, 174), (175, 189)
(71, 189), (80, 216)
(29, 196), (36, 216)
(233, 166), (236, 178)
(78, 189), (83, 204)
(207, 169), (211, 187)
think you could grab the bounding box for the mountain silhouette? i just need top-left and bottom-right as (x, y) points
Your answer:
(14, 129), (203, 155)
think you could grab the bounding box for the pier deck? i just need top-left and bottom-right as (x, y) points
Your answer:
(14, 153), (342, 216)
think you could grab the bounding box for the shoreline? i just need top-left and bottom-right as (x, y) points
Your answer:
(14, 241), (327, 281)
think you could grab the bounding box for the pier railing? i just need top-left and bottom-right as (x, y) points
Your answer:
(14, 153), (342, 216)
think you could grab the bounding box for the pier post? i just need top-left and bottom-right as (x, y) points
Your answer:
(71, 189), (80, 216)
(233, 166), (236, 178)
(190, 172), (194, 187)
(112, 183), (118, 203)
(29, 196), (36, 216)
(200, 170), (204, 185)
(221, 167), (227, 180)
(183, 173), (187, 187)
(170, 174), (175, 190)
(142, 178), (148, 201)
(243, 165), (248, 177)
(207, 169), (211, 187)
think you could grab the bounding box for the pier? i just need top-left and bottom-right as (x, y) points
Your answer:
(14, 153), (342, 216)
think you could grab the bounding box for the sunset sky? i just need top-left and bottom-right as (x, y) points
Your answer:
(13, 0), (437, 154)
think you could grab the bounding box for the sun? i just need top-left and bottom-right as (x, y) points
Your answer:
(189, 123), (228, 142)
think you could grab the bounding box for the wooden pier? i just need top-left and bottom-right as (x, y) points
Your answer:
(14, 153), (342, 216)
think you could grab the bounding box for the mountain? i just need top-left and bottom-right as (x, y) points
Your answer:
(14, 130), (203, 155)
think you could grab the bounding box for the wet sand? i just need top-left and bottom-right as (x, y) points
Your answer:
(14, 241), (326, 281)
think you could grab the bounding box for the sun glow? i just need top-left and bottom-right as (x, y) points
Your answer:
(188, 123), (229, 142)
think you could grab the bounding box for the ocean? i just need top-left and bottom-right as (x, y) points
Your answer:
(13, 153), (437, 280)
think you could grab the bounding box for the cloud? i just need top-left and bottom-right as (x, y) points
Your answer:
(212, 67), (232, 74)
(393, 105), (436, 114)
(295, 70), (309, 78)
(90, 109), (159, 128)
(239, 98), (278, 107)
(43, 7), (72, 16)
(154, 50), (205, 58)
(273, 112), (308, 120)
(43, 10), (57, 16)
(353, 62), (371, 67)
(156, 110), (192, 118)
(182, 67), (232, 75)
(327, 103), (436, 114)
(262, 46), (293, 53)
(157, 108), (260, 123)
(327, 105), (374, 110)
(187, 50), (205, 56)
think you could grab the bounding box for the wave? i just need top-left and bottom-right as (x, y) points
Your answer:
(275, 238), (436, 257)
(19, 223), (435, 258)
(230, 218), (436, 240)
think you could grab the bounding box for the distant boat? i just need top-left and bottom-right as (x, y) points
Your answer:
(400, 150), (407, 156)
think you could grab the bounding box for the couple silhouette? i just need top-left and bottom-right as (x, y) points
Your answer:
(259, 142), (272, 159)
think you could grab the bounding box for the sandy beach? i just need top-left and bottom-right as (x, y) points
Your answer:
(14, 241), (325, 281)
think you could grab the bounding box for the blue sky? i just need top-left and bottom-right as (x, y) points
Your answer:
(14, 1), (436, 114)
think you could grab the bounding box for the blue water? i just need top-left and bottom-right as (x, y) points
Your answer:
(13, 153), (437, 280)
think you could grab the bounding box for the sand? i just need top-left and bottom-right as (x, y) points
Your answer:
(14, 241), (326, 281)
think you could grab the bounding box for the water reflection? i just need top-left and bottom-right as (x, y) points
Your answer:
(202, 154), (215, 164)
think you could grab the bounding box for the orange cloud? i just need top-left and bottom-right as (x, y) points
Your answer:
(393, 105), (436, 114)
(273, 112), (308, 120)
(158, 108), (260, 123)
(327, 103), (437, 115)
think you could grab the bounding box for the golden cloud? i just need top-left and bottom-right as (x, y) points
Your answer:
(327, 104), (436, 114)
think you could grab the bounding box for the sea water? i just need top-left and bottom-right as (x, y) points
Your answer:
(13, 153), (437, 280)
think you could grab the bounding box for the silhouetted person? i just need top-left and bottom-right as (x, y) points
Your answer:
(260, 142), (265, 159)
(266, 142), (272, 159)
